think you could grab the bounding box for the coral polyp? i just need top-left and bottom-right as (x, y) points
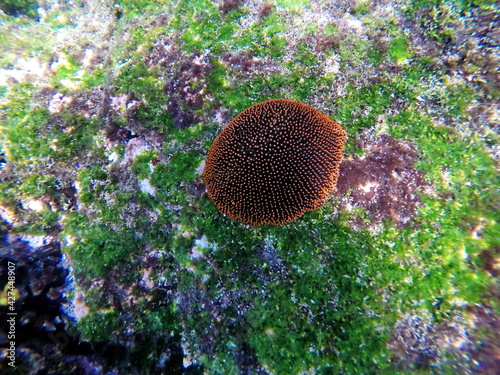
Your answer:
(204, 99), (347, 225)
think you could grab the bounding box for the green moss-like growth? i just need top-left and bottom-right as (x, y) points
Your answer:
(152, 150), (202, 204)
(388, 35), (412, 63)
(1, 84), (103, 168)
(64, 219), (142, 279)
(0, 0), (38, 17)
(353, 1), (370, 15)
(132, 149), (158, 179)
(78, 311), (123, 342)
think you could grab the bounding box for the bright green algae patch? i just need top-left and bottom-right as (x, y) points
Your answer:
(181, 217), (398, 373)
(1, 0), (499, 373)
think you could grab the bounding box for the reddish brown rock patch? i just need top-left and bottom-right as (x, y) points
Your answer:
(163, 54), (213, 128)
(336, 133), (428, 227)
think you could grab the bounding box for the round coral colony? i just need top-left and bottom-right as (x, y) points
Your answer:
(203, 99), (347, 226)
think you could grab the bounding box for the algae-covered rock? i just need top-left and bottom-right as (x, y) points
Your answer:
(0, 0), (499, 374)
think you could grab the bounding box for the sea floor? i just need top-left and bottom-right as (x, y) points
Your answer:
(0, 0), (499, 374)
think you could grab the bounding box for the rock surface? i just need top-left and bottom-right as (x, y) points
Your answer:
(0, 0), (499, 374)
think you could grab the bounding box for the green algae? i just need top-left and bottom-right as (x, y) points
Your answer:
(388, 35), (413, 63)
(132, 149), (158, 180)
(65, 221), (141, 279)
(1, 83), (102, 166)
(78, 310), (123, 342)
(0, 0), (37, 17)
(409, 0), (496, 45)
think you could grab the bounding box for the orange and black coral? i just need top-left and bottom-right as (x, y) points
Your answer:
(204, 99), (347, 226)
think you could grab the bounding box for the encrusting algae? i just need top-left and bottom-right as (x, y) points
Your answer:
(204, 99), (347, 226)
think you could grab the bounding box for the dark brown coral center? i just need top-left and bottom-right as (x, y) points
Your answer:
(204, 99), (347, 226)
